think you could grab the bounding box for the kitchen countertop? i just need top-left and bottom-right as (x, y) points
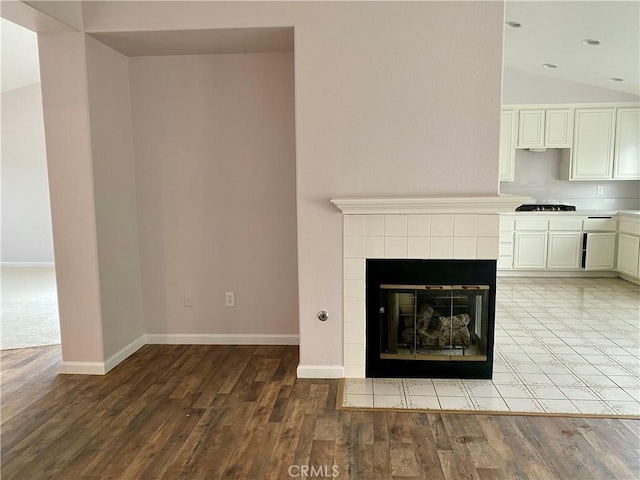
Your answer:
(499, 210), (640, 216)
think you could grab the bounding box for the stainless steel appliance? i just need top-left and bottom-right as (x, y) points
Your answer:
(516, 204), (576, 212)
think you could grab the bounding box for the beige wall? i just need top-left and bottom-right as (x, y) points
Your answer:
(81, 1), (505, 368)
(85, 36), (146, 357)
(38, 31), (104, 362)
(1, 83), (54, 264)
(129, 52), (298, 336)
(32, 1), (505, 370)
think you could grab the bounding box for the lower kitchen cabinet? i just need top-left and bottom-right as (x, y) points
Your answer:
(617, 233), (640, 277)
(547, 232), (582, 269)
(514, 232), (547, 269)
(585, 232), (616, 270)
(501, 213), (638, 283)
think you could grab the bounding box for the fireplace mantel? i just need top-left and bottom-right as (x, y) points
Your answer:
(331, 195), (531, 215)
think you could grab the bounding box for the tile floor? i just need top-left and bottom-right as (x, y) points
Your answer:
(342, 277), (640, 416)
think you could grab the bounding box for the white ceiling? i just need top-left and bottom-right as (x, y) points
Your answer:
(0, 17), (40, 93)
(1, 2), (638, 97)
(504, 1), (640, 96)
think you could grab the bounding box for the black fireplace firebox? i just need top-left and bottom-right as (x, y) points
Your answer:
(366, 259), (497, 379)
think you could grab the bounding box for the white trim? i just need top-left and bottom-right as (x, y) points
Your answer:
(145, 333), (299, 345)
(103, 335), (146, 374)
(498, 270), (619, 278)
(58, 335), (146, 375)
(0, 262), (55, 267)
(330, 195), (531, 215)
(297, 365), (345, 378)
(58, 361), (105, 375)
(618, 273), (640, 285)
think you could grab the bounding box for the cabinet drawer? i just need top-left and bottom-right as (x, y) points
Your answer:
(549, 219), (583, 231)
(583, 218), (617, 231)
(515, 219), (548, 231)
(619, 221), (640, 236)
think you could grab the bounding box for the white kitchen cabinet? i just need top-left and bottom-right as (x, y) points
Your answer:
(585, 232), (616, 270)
(545, 108), (573, 148)
(517, 109), (545, 148)
(514, 232), (547, 269)
(498, 218), (514, 269)
(568, 108), (616, 180)
(547, 232), (582, 269)
(617, 233), (640, 277)
(499, 110), (517, 181)
(613, 107), (640, 179)
(583, 218), (617, 231)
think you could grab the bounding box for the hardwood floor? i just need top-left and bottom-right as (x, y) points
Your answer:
(1, 345), (639, 480)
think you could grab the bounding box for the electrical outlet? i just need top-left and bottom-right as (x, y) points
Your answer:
(225, 292), (235, 307)
(184, 293), (193, 307)
(596, 185), (604, 195)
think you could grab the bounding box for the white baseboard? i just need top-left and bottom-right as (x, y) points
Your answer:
(58, 335), (145, 375)
(58, 361), (106, 375)
(145, 333), (299, 345)
(618, 273), (640, 285)
(297, 365), (345, 378)
(498, 270), (618, 278)
(0, 262), (55, 267)
(104, 335), (146, 374)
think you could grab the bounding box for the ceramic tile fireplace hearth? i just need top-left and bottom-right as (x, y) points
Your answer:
(331, 195), (529, 378)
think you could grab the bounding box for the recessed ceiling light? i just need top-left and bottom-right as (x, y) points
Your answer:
(505, 21), (521, 28)
(582, 39), (601, 46)
(608, 77), (624, 82)
(542, 63), (558, 69)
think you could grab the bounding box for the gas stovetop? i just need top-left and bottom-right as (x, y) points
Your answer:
(516, 204), (576, 212)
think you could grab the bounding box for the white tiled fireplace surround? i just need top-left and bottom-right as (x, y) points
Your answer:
(331, 196), (529, 378)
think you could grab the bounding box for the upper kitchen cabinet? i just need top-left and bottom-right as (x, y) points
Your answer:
(517, 108), (573, 149)
(613, 107), (640, 179)
(562, 107), (615, 180)
(499, 109), (517, 181)
(517, 109), (544, 148)
(545, 108), (573, 148)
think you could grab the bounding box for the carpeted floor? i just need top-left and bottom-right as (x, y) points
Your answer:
(1, 266), (60, 350)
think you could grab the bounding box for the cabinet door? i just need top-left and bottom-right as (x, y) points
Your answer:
(547, 232), (582, 269)
(545, 108), (573, 148)
(518, 109), (545, 148)
(617, 233), (640, 277)
(571, 108), (615, 180)
(514, 232), (547, 269)
(613, 107), (640, 179)
(499, 110), (516, 181)
(585, 233), (616, 270)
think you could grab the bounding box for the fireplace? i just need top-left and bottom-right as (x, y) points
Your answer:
(366, 259), (496, 378)
(331, 195), (529, 379)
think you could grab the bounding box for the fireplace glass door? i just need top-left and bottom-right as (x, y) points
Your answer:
(379, 284), (489, 361)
